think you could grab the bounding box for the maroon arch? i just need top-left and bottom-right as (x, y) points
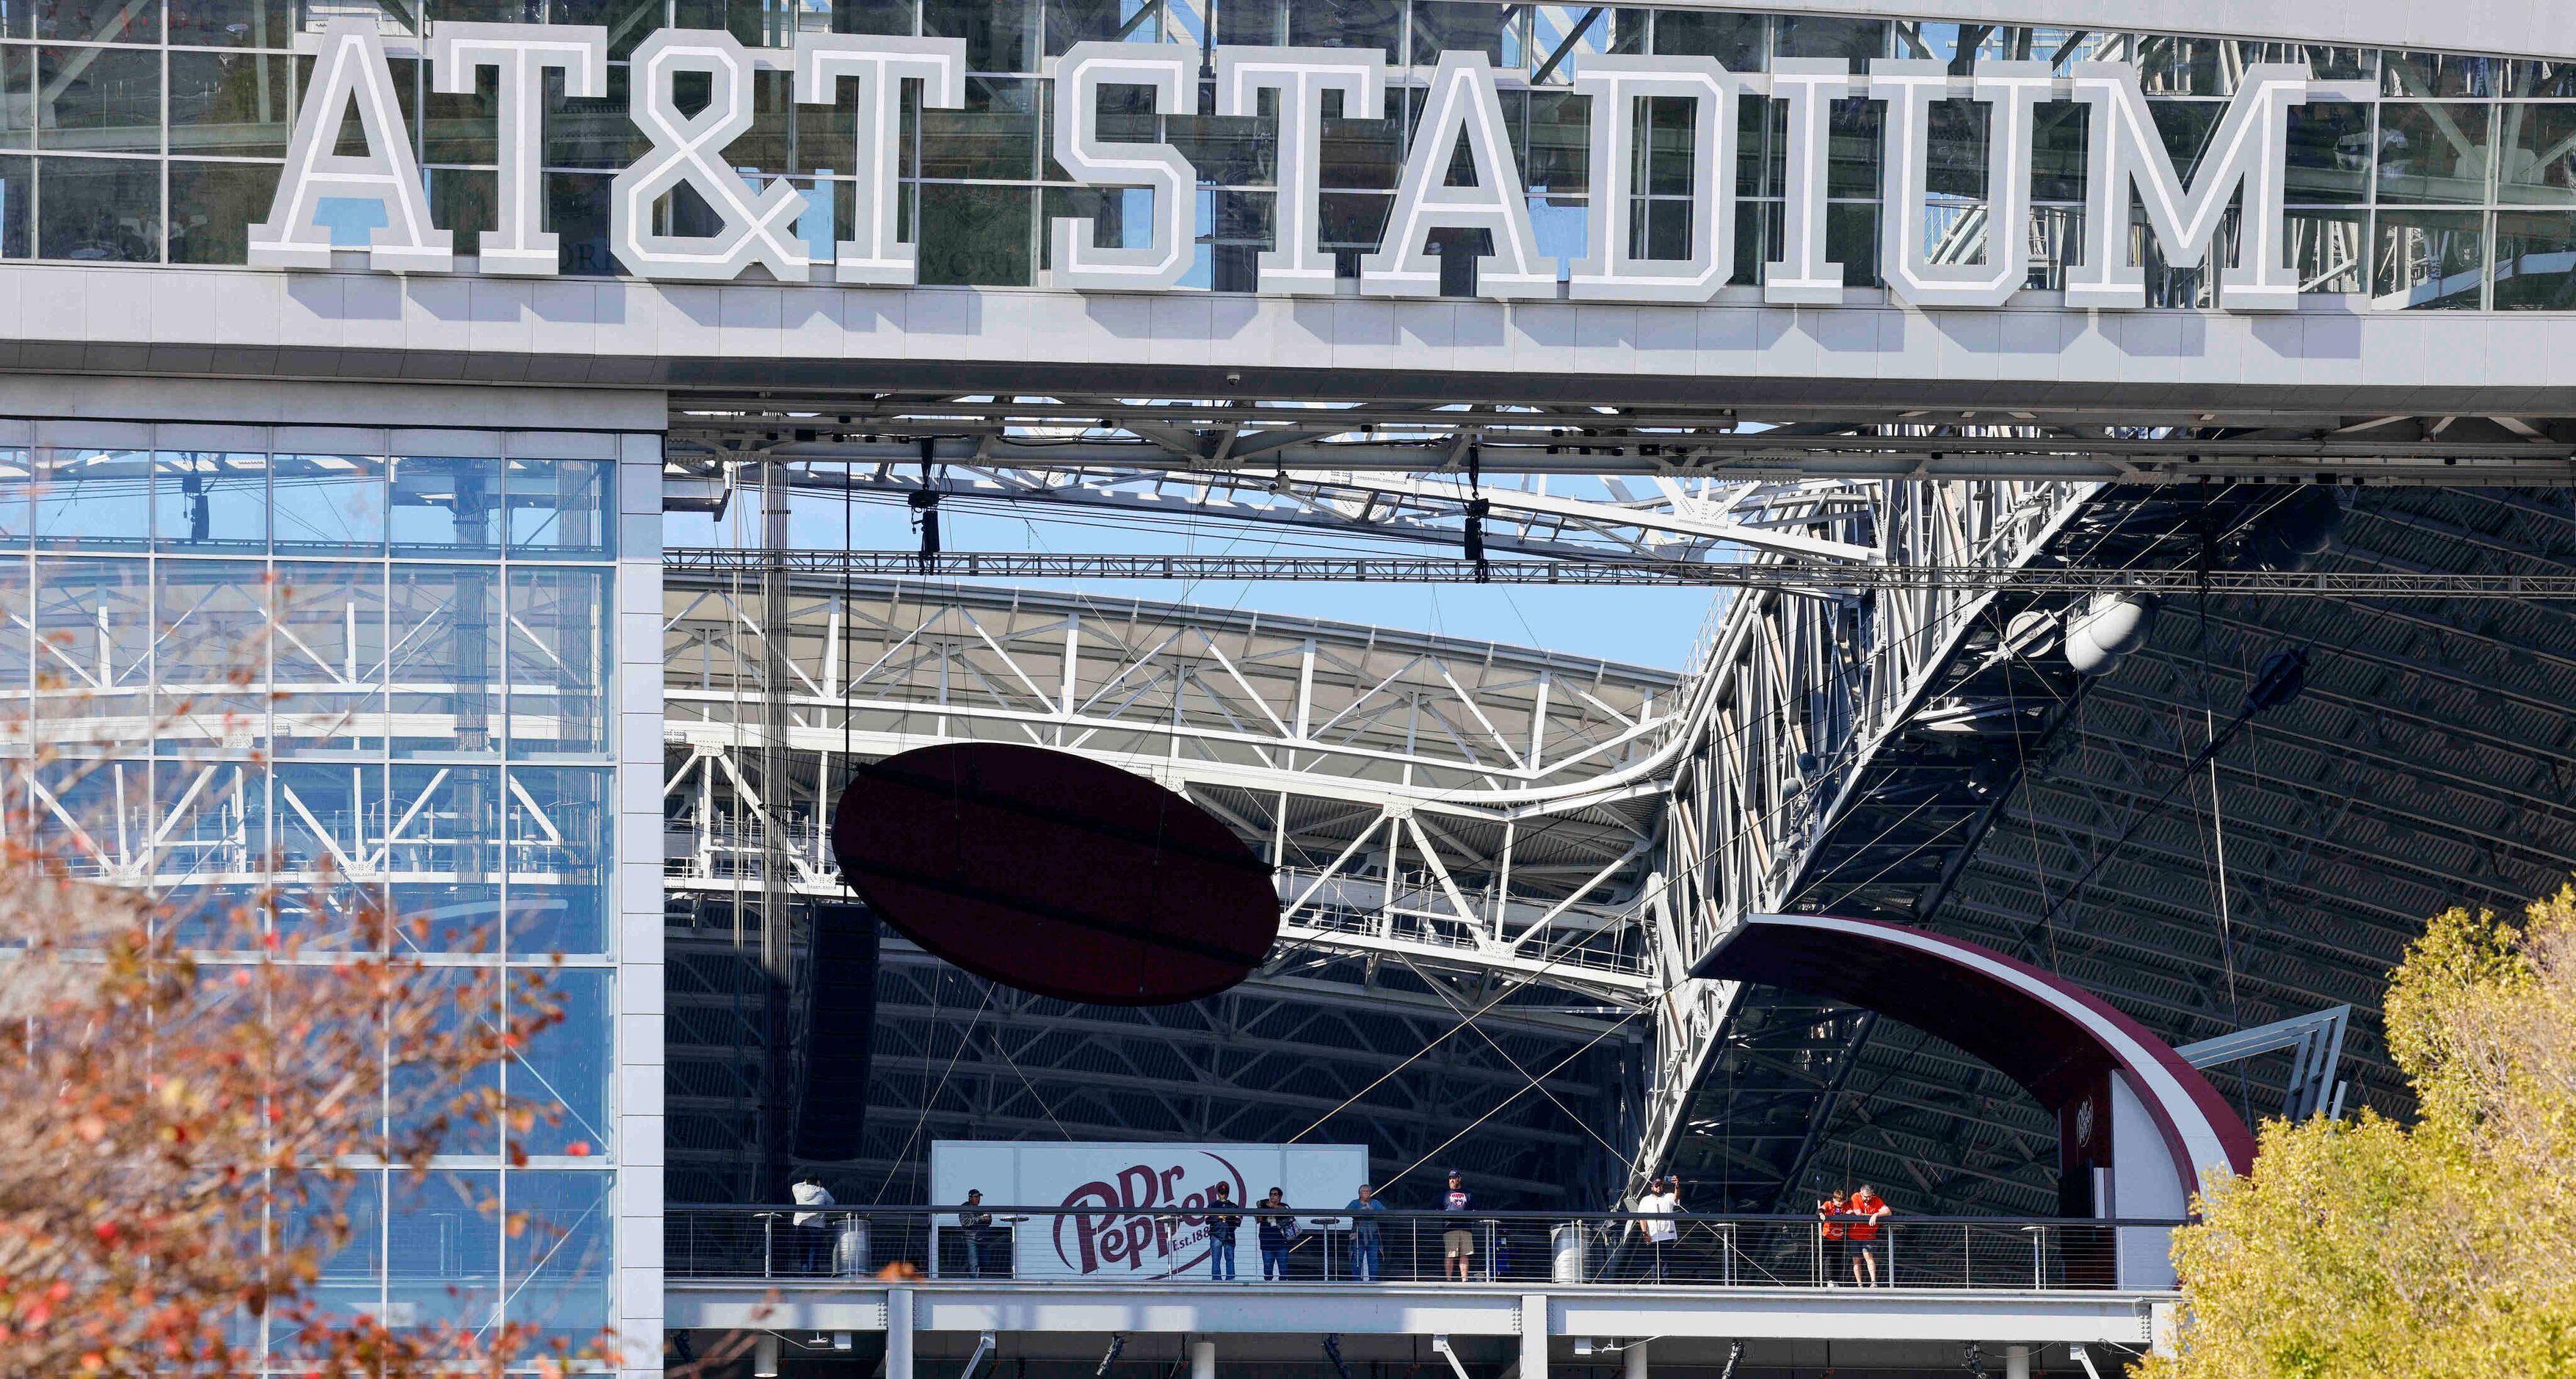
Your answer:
(1697, 913), (2254, 1206)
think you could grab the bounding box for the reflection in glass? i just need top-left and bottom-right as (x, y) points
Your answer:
(918, 182), (1033, 284)
(2377, 103), (2493, 206)
(1773, 15), (1884, 64)
(2499, 104), (2576, 205)
(1288, 0), (1398, 63)
(2285, 102), (2370, 206)
(546, 171), (623, 275)
(920, 76), (1040, 179)
(0, 46), (31, 148)
(167, 160), (284, 263)
(2373, 209), (2486, 310)
(34, 449), (151, 551)
(925, 0), (1036, 72)
(38, 0), (160, 43)
(2285, 208), (2367, 294)
(503, 766), (612, 957)
(2384, 51), (2497, 98)
(169, 50), (296, 157)
(504, 460), (613, 558)
(154, 559), (274, 756)
(393, 456), (502, 555)
(170, 0), (297, 46)
(0, 154), (23, 256)
(2492, 211), (2576, 310)
(37, 155), (162, 261)
(1652, 9), (1762, 68)
(272, 562), (385, 757)
(388, 764), (502, 952)
(506, 568), (610, 757)
(1046, 0), (1161, 54)
(507, 1170), (614, 1350)
(38, 46), (165, 154)
(513, 971), (612, 1154)
(389, 1170), (501, 1335)
(274, 455), (390, 555)
(389, 564), (502, 757)
(1412, 1), (1517, 67)
(272, 761), (389, 948)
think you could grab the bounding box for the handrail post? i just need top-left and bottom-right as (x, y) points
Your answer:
(761, 1212), (774, 1280)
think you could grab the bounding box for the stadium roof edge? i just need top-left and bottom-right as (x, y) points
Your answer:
(1651, 0), (2576, 62)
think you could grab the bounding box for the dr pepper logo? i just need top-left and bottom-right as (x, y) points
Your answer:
(1053, 1153), (1248, 1278)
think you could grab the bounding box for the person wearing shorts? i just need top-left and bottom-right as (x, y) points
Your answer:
(1441, 1171), (1475, 1281)
(1846, 1185), (1889, 1285)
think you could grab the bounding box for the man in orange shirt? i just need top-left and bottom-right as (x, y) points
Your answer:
(1845, 1185), (1890, 1286)
(1816, 1191), (1849, 1286)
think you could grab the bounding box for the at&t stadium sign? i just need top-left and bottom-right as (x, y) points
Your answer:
(260, 18), (2365, 312)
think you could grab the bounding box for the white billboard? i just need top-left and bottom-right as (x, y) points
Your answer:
(929, 1140), (1368, 1281)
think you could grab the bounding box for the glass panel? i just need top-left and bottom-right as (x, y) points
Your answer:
(1320, 90), (1399, 188)
(34, 447), (151, 551)
(388, 764), (502, 952)
(2285, 101), (2370, 206)
(505, 568), (609, 757)
(36, 46), (162, 153)
(1773, 16), (1884, 65)
(1412, 1), (1515, 68)
(551, 0), (662, 59)
(2135, 35), (2229, 96)
(391, 966), (503, 1154)
(388, 564), (501, 758)
(272, 761), (389, 948)
(2508, 61), (2576, 99)
(504, 766), (612, 958)
(918, 182), (1034, 284)
(30, 756), (153, 880)
(837, 0), (917, 35)
(36, 155), (162, 261)
(388, 1170), (502, 1337)
(1520, 90), (1586, 195)
(280, 1172), (384, 1359)
(512, 968), (612, 1154)
(37, 0), (160, 43)
(424, 62), (498, 166)
(2383, 51), (2497, 99)
(1169, 108), (1274, 187)
(272, 560), (385, 757)
(1047, 0), (1161, 54)
(2031, 101), (2086, 203)
(1824, 93), (1879, 200)
(2372, 209), (2486, 311)
(546, 66), (647, 170)
(0, 546), (25, 739)
(1651, 10), (1762, 69)
(1216, 0), (1279, 46)
(2499, 104), (2576, 205)
(2286, 208), (2366, 293)
(173, 0), (299, 46)
(2492, 211), (2576, 309)
(154, 452), (268, 552)
(0, 446), (26, 549)
(920, 76), (1040, 179)
(391, 455), (501, 556)
(0, 46), (31, 148)
(154, 559), (274, 757)
(0, 153), (29, 256)
(2376, 103), (2494, 206)
(505, 458), (614, 559)
(507, 1170), (613, 1348)
(150, 764), (266, 934)
(1286, 0), (1398, 63)
(32, 557), (150, 752)
(274, 455), (390, 555)
(926, 0), (1037, 73)
(170, 50), (297, 156)
(545, 171), (621, 275)
(167, 161), (285, 263)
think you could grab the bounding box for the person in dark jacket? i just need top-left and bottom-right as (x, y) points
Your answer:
(1205, 1183), (1242, 1281)
(1256, 1187), (1298, 1281)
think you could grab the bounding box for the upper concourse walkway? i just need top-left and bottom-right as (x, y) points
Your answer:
(663, 1207), (2178, 1354)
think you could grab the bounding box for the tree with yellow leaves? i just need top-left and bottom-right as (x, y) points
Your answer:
(2141, 886), (2576, 1379)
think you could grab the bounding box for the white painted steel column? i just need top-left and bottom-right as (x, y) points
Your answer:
(2006, 1344), (2031, 1379)
(1622, 1340), (1647, 1379)
(1191, 1339), (1216, 1379)
(1520, 1296), (1548, 1379)
(888, 1288), (915, 1379)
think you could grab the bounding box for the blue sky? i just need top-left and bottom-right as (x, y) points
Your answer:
(666, 486), (1720, 671)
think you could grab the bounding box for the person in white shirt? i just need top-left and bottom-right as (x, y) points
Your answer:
(791, 1174), (838, 1275)
(1636, 1176), (1680, 1283)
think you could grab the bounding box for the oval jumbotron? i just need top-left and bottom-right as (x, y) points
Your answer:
(830, 742), (1281, 1005)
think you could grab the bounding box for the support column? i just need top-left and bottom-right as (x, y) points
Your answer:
(888, 1288), (915, 1379)
(2005, 1344), (2031, 1379)
(1622, 1341), (1647, 1379)
(1191, 1339), (1216, 1379)
(1520, 1295), (1549, 1379)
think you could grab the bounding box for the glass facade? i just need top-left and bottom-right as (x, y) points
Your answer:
(0, 2), (2573, 306)
(0, 430), (628, 1372)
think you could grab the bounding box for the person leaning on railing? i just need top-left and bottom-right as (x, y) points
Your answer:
(1256, 1187), (1298, 1281)
(1343, 1184), (1387, 1282)
(1845, 1185), (1890, 1286)
(1817, 1190), (1851, 1286)
(1204, 1183), (1243, 1282)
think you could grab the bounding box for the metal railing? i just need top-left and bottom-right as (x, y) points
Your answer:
(667, 1206), (2181, 1291)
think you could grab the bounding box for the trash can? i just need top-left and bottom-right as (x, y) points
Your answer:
(835, 1217), (871, 1278)
(1551, 1223), (1588, 1284)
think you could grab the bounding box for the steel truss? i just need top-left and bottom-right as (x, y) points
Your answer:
(660, 572), (1686, 1202)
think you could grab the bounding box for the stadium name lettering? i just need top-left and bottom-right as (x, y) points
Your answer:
(263, 18), (2367, 311)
